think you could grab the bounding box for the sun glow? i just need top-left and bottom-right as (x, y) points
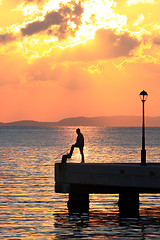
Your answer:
(1, 0), (160, 123)
(15, 2), (45, 23)
(0, 0), (131, 61)
(0, 0), (159, 63)
(126, 0), (156, 6)
(44, 0), (72, 11)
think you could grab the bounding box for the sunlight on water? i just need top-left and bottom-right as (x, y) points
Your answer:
(0, 126), (160, 239)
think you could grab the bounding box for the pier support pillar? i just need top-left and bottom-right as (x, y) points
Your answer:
(118, 190), (139, 218)
(67, 186), (89, 213)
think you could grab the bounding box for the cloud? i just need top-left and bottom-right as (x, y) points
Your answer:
(24, 58), (92, 91)
(126, 0), (156, 6)
(0, 33), (16, 43)
(153, 35), (160, 45)
(72, 3), (84, 16)
(94, 29), (140, 58)
(21, 12), (63, 36)
(21, 11), (63, 35)
(58, 28), (140, 61)
(23, 0), (44, 4)
(21, 1), (84, 39)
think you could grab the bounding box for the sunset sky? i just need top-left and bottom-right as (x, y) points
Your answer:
(0, 0), (160, 122)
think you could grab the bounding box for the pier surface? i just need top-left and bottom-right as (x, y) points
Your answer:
(55, 163), (160, 193)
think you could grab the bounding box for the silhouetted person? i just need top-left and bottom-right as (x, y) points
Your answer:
(62, 128), (85, 163)
(69, 128), (85, 163)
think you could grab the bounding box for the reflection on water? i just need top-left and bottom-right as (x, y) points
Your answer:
(53, 207), (160, 240)
(0, 127), (160, 239)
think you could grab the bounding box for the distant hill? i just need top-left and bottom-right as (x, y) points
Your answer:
(1, 116), (160, 127)
(57, 116), (160, 127)
(57, 116), (141, 126)
(4, 120), (54, 127)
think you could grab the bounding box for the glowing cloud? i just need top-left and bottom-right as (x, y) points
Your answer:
(126, 0), (156, 6)
(1, 0), (160, 122)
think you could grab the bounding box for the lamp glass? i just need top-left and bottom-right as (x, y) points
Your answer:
(139, 90), (148, 101)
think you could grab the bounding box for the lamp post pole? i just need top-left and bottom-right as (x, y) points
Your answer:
(140, 90), (148, 165)
(141, 98), (146, 165)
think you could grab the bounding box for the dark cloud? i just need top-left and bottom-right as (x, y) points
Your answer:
(23, 0), (44, 4)
(21, 12), (63, 35)
(59, 28), (140, 61)
(73, 4), (84, 16)
(94, 29), (140, 58)
(0, 33), (16, 43)
(21, 1), (84, 39)
(153, 36), (160, 45)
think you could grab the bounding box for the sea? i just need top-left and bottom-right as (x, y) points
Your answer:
(0, 126), (160, 239)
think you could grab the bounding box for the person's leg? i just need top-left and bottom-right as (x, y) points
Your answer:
(79, 147), (85, 163)
(69, 144), (75, 157)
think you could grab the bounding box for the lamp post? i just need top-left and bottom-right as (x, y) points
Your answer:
(139, 90), (148, 165)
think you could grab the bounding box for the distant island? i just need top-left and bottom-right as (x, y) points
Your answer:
(1, 116), (160, 127)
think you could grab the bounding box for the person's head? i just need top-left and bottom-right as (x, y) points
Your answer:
(76, 128), (80, 134)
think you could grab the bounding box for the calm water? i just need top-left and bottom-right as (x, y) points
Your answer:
(0, 126), (160, 239)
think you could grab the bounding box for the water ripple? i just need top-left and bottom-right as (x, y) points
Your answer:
(1, 126), (160, 239)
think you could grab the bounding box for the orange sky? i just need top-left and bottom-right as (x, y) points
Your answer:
(0, 0), (160, 122)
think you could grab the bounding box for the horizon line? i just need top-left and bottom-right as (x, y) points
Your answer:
(1, 115), (160, 124)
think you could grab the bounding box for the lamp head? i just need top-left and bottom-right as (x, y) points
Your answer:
(140, 90), (148, 101)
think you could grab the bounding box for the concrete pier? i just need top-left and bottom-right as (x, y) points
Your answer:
(68, 185), (89, 213)
(55, 163), (160, 217)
